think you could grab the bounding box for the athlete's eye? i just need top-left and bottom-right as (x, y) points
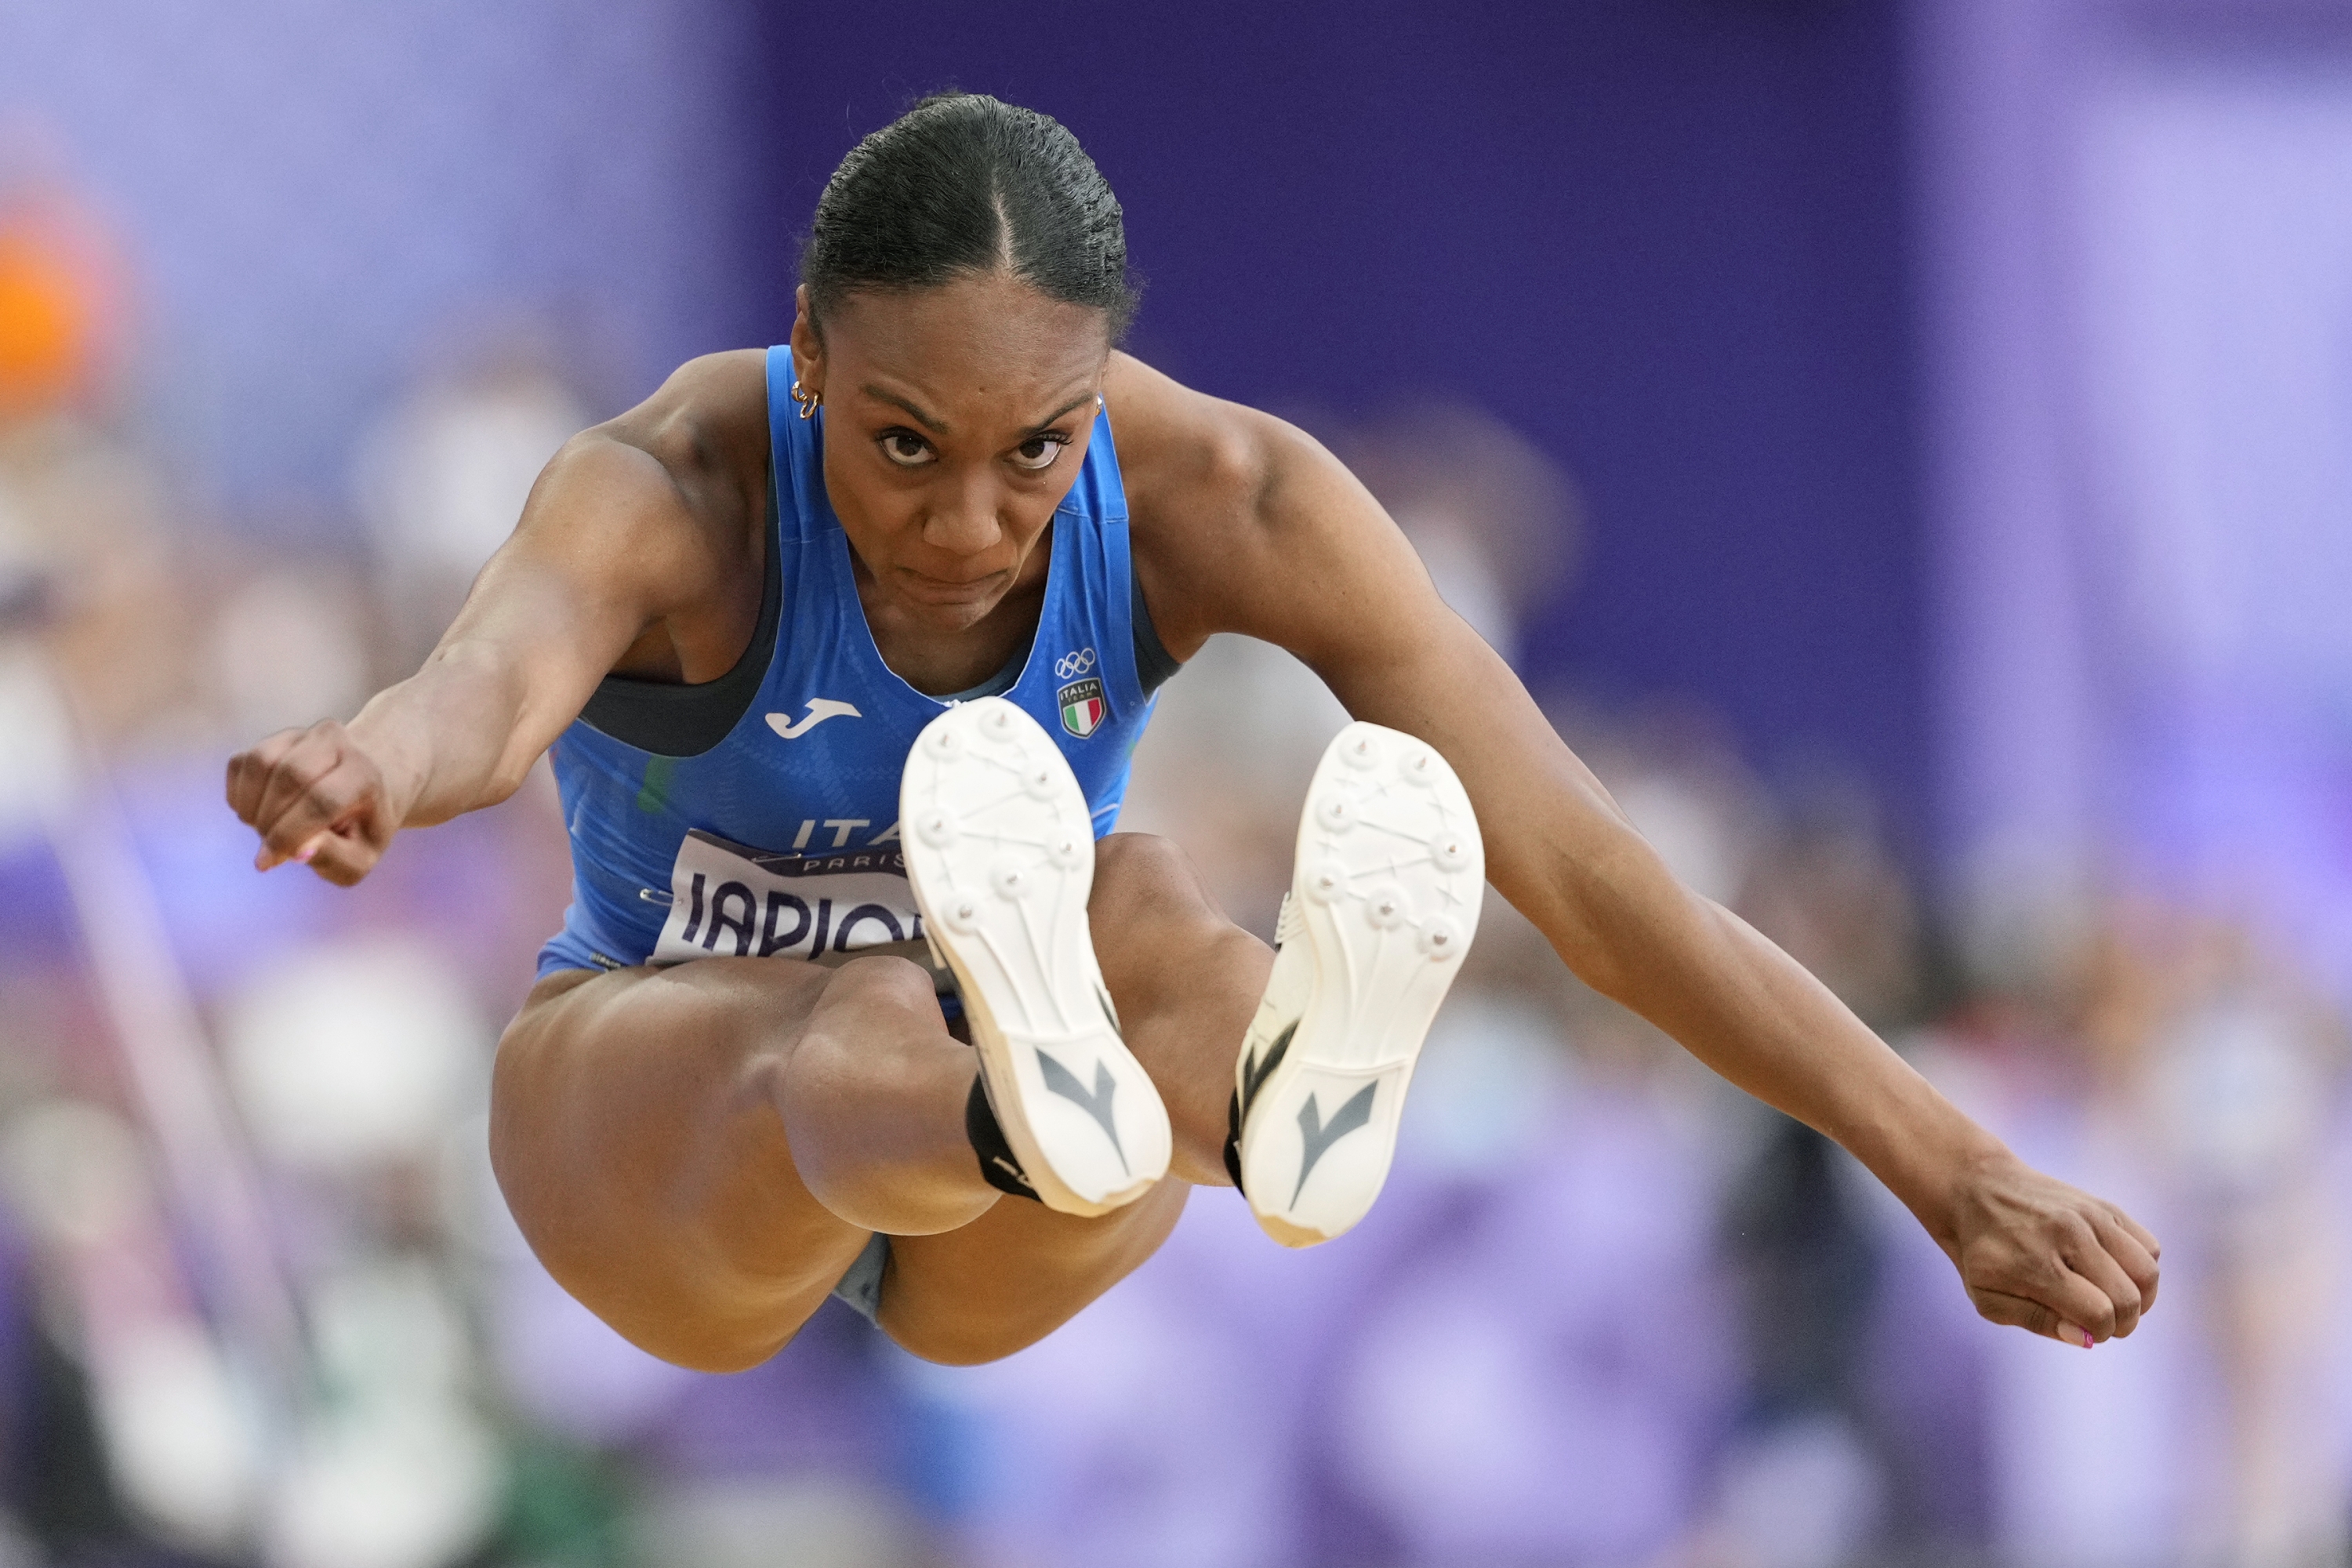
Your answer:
(879, 431), (935, 468)
(1009, 434), (1068, 472)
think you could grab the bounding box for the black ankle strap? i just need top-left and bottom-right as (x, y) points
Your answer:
(1223, 1088), (1247, 1195)
(967, 1073), (1044, 1202)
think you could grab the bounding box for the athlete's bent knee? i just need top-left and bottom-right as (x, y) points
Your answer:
(785, 956), (950, 1094)
(1094, 829), (1188, 886)
(821, 952), (941, 1017)
(1092, 833), (1215, 925)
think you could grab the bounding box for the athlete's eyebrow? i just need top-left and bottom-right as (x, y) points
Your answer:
(1025, 393), (1096, 434)
(862, 385), (948, 434)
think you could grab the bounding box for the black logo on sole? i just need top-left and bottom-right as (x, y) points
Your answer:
(1292, 1083), (1377, 1207)
(1037, 1049), (1127, 1173)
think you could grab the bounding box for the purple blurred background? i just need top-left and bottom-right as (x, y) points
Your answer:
(7, 0), (1936, 833)
(0, 0), (2347, 1564)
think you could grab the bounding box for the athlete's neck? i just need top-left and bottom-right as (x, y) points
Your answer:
(849, 523), (1053, 697)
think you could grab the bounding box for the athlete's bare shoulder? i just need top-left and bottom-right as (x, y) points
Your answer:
(1103, 351), (1421, 667)
(1102, 351), (1335, 659)
(597, 349), (769, 493)
(508, 348), (775, 684)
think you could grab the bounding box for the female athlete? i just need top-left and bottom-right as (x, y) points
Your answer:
(227, 93), (2158, 1372)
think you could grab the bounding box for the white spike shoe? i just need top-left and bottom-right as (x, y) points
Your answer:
(1232, 722), (1483, 1246)
(900, 697), (1171, 1216)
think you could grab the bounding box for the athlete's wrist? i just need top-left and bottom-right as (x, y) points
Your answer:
(343, 691), (435, 828)
(1864, 1100), (2016, 1257)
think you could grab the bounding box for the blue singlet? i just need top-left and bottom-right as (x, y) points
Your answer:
(535, 346), (1160, 979)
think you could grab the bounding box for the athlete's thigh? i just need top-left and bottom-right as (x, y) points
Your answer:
(879, 1180), (1192, 1365)
(493, 959), (877, 1368)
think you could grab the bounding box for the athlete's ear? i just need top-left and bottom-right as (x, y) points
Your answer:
(788, 285), (824, 391)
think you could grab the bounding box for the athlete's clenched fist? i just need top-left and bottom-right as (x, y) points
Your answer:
(1946, 1151), (2161, 1348)
(227, 717), (410, 887)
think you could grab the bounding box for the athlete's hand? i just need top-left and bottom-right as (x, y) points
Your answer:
(227, 718), (412, 887)
(1945, 1149), (2160, 1348)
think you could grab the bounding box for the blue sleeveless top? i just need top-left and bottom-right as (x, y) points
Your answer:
(536, 346), (1159, 978)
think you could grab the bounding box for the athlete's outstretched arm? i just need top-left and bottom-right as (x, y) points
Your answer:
(227, 352), (770, 885)
(1110, 355), (2158, 1349)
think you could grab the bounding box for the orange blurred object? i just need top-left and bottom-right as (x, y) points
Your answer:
(0, 192), (122, 419)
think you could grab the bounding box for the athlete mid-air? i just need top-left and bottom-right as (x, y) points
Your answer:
(227, 93), (2158, 1371)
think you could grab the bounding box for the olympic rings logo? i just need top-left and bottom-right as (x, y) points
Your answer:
(1054, 648), (1098, 680)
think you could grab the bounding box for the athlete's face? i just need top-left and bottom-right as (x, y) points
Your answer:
(789, 272), (1111, 635)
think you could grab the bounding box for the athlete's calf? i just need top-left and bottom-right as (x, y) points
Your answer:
(1087, 832), (1272, 1185)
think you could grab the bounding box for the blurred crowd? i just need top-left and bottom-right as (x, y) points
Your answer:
(1, 169), (2350, 1568)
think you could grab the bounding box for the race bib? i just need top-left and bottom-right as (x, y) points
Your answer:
(651, 829), (931, 967)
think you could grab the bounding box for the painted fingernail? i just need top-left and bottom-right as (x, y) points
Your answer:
(294, 843), (317, 863)
(2060, 1320), (2094, 1348)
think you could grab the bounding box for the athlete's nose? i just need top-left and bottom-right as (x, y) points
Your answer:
(920, 472), (1005, 557)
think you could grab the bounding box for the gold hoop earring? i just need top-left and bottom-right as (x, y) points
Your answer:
(790, 379), (822, 419)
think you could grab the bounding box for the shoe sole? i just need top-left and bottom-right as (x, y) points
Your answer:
(900, 697), (1171, 1216)
(1236, 722), (1483, 1246)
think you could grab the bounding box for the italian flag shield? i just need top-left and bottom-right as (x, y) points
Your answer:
(1058, 677), (1106, 739)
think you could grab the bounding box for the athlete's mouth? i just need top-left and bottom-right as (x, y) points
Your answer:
(897, 567), (1006, 606)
